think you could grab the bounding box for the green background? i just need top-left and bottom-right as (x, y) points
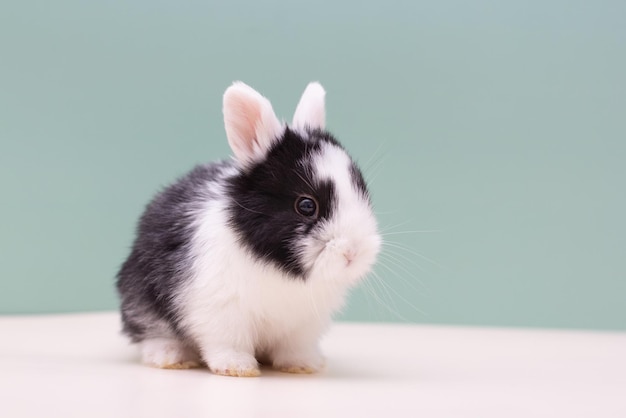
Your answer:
(1, 1), (624, 330)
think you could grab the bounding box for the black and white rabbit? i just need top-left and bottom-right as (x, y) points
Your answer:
(117, 82), (381, 376)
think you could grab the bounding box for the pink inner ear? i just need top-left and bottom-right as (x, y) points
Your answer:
(224, 81), (283, 166)
(232, 100), (262, 154)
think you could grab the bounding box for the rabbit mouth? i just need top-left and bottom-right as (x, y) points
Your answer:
(302, 234), (379, 283)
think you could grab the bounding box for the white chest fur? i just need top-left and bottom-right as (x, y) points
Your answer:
(178, 194), (349, 351)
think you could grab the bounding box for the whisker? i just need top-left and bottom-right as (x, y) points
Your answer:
(374, 209), (403, 216)
(381, 229), (442, 236)
(379, 251), (427, 276)
(370, 271), (428, 317)
(361, 142), (387, 172)
(364, 160), (386, 186)
(376, 257), (425, 291)
(362, 147), (390, 188)
(381, 244), (430, 270)
(383, 241), (444, 269)
(231, 199), (266, 215)
(368, 274), (418, 321)
(294, 168), (316, 192)
(367, 272), (408, 321)
(379, 219), (414, 232)
(361, 276), (394, 320)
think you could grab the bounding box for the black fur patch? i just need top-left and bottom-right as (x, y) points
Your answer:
(228, 128), (339, 278)
(116, 162), (231, 342)
(350, 162), (369, 200)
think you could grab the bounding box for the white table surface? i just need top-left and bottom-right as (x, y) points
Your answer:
(1, 312), (624, 418)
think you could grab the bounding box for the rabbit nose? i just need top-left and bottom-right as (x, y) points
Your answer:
(325, 239), (357, 265)
(343, 249), (357, 266)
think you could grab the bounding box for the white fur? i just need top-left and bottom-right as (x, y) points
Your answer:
(292, 82), (326, 131)
(141, 338), (201, 369)
(223, 82), (284, 168)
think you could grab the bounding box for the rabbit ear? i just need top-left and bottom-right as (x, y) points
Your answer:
(223, 82), (283, 167)
(292, 82), (326, 131)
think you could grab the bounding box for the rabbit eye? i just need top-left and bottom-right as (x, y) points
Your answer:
(295, 196), (318, 218)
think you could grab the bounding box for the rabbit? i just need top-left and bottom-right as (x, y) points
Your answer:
(116, 81), (381, 377)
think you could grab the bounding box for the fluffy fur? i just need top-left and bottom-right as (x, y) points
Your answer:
(117, 82), (380, 376)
